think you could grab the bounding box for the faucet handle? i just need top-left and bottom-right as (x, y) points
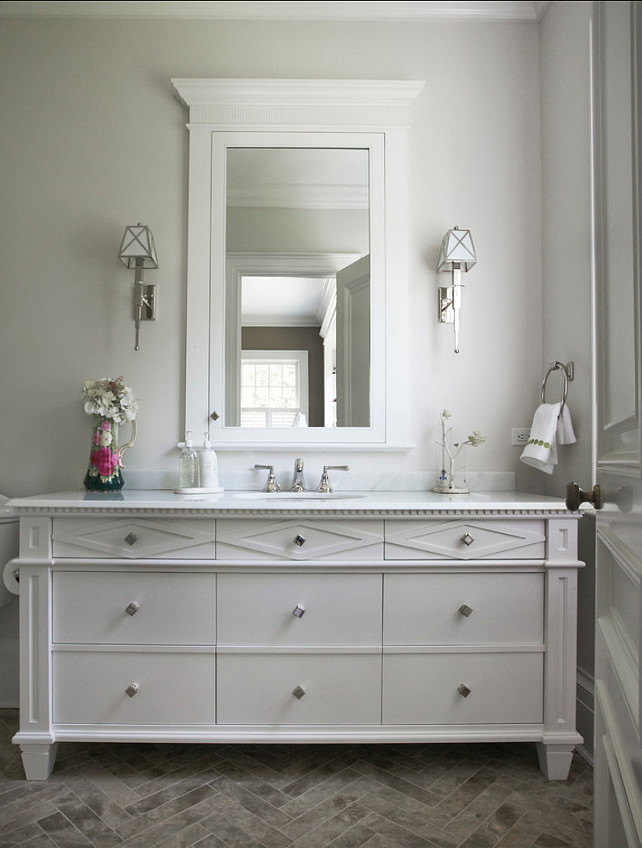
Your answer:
(317, 465), (349, 494)
(253, 464), (280, 493)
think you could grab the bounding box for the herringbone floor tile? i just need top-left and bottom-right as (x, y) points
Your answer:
(0, 710), (592, 848)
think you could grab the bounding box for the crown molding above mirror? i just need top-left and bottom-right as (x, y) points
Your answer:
(172, 78), (425, 127)
(172, 78), (424, 451)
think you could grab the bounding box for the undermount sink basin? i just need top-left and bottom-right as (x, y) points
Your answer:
(234, 492), (365, 501)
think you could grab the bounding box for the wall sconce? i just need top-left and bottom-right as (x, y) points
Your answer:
(118, 223), (159, 351)
(437, 226), (477, 354)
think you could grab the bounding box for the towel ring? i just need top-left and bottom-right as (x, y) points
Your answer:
(541, 361), (574, 408)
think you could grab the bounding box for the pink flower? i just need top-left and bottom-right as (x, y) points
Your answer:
(101, 420), (112, 430)
(91, 447), (118, 477)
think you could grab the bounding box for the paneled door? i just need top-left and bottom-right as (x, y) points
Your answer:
(592, 2), (642, 844)
(335, 254), (370, 427)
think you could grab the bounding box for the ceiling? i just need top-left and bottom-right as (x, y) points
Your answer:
(0, 1), (552, 21)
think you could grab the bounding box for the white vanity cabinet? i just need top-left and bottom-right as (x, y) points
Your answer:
(8, 491), (583, 782)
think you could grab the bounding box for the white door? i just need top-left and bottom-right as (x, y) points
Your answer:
(591, 2), (642, 844)
(335, 255), (370, 427)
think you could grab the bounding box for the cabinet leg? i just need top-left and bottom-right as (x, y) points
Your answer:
(536, 743), (575, 780)
(20, 743), (58, 780)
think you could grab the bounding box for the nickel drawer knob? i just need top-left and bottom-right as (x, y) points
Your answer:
(293, 604), (305, 618)
(294, 534), (306, 547)
(292, 685), (306, 700)
(125, 602), (140, 616)
(457, 683), (472, 698)
(125, 683), (140, 698)
(125, 532), (138, 546)
(461, 533), (474, 547)
(458, 604), (473, 617)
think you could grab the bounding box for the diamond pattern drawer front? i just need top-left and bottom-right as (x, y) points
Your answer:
(384, 573), (544, 646)
(53, 651), (215, 725)
(217, 653), (382, 725)
(384, 519), (546, 559)
(383, 652), (543, 725)
(216, 519), (384, 561)
(52, 518), (216, 559)
(53, 572), (216, 645)
(217, 573), (382, 646)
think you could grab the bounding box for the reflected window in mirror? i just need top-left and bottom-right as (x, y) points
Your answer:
(240, 350), (309, 428)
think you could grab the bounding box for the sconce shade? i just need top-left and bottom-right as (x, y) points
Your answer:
(437, 227), (476, 272)
(118, 224), (159, 269)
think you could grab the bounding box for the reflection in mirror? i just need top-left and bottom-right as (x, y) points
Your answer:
(225, 147), (370, 428)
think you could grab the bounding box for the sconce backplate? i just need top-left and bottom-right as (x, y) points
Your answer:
(438, 286), (454, 324)
(134, 284), (157, 321)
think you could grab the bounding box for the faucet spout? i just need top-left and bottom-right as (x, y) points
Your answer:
(290, 458), (307, 492)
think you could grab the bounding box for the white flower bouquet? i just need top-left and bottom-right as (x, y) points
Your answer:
(82, 377), (138, 424)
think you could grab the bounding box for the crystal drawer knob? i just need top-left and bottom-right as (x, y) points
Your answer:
(458, 604), (473, 617)
(292, 685), (306, 700)
(294, 534), (306, 547)
(125, 532), (138, 546)
(125, 602), (140, 616)
(125, 683), (139, 697)
(293, 604), (305, 618)
(461, 533), (474, 547)
(457, 683), (471, 698)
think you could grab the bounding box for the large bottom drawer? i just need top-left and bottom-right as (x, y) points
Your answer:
(53, 651), (215, 725)
(217, 652), (381, 725)
(383, 651), (543, 725)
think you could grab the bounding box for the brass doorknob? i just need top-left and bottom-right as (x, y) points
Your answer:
(566, 482), (601, 511)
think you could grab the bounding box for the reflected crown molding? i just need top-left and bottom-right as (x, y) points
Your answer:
(228, 184), (369, 211)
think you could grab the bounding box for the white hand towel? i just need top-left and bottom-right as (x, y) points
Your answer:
(557, 404), (577, 445)
(520, 402), (561, 474)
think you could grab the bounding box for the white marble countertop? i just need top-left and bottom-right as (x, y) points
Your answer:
(7, 489), (574, 517)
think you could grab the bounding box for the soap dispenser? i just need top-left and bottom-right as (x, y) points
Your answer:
(198, 432), (222, 491)
(178, 431), (199, 489)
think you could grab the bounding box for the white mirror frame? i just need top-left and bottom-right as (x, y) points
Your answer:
(172, 78), (424, 450)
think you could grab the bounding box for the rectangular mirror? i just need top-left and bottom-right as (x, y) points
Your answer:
(225, 146), (371, 429)
(209, 130), (386, 447)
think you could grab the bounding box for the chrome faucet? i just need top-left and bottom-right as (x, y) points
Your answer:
(290, 458), (307, 492)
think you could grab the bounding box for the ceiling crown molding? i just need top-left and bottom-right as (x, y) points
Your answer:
(0, 1), (549, 21)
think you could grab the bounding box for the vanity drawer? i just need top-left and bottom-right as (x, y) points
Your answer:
(384, 519), (546, 560)
(53, 572), (216, 645)
(384, 573), (543, 646)
(217, 652), (381, 725)
(52, 517), (216, 559)
(382, 651), (543, 724)
(217, 573), (381, 646)
(53, 650), (215, 725)
(216, 519), (383, 561)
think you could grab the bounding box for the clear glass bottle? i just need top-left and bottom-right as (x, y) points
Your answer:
(178, 431), (199, 488)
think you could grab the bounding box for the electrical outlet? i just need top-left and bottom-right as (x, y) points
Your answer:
(511, 428), (531, 446)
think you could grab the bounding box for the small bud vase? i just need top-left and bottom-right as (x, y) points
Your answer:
(83, 416), (136, 492)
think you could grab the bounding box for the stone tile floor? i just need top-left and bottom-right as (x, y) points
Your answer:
(0, 710), (592, 847)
